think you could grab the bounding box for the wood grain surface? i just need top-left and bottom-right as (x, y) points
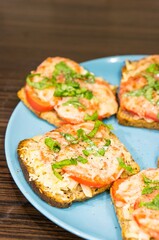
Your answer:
(1, 0), (159, 239)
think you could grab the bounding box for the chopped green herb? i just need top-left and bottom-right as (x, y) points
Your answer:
(76, 156), (88, 163)
(84, 111), (98, 121)
(87, 120), (103, 138)
(104, 124), (114, 131)
(52, 168), (63, 180)
(157, 113), (159, 119)
(62, 97), (86, 109)
(61, 132), (78, 144)
(54, 83), (78, 97)
(26, 73), (54, 90)
(52, 158), (78, 169)
(142, 185), (159, 195)
(54, 83), (93, 100)
(53, 61), (95, 84)
(105, 139), (111, 146)
(53, 62), (75, 80)
(82, 149), (90, 156)
(143, 175), (159, 184)
(140, 194), (159, 210)
(44, 137), (61, 152)
(97, 148), (106, 156)
(117, 157), (133, 173)
(146, 63), (159, 74)
(77, 129), (89, 141)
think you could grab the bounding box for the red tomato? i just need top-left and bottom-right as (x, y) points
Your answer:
(119, 75), (159, 122)
(133, 190), (159, 239)
(110, 178), (127, 203)
(64, 167), (123, 188)
(25, 85), (54, 112)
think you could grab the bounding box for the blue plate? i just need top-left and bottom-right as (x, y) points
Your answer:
(5, 55), (159, 240)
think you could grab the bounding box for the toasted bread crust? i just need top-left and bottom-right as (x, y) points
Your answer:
(110, 191), (136, 240)
(117, 107), (159, 130)
(17, 139), (109, 208)
(17, 88), (65, 127)
(117, 55), (159, 130)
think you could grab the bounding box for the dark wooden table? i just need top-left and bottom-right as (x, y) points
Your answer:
(1, 0), (159, 239)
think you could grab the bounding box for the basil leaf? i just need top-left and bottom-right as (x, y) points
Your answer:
(142, 185), (159, 195)
(52, 158), (78, 169)
(77, 129), (89, 141)
(77, 156), (88, 163)
(143, 175), (159, 184)
(82, 149), (90, 156)
(62, 97), (86, 109)
(44, 137), (61, 152)
(84, 111), (98, 121)
(61, 132), (78, 144)
(140, 194), (159, 210)
(54, 83), (93, 100)
(97, 148), (105, 156)
(87, 120), (103, 138)
(146, 63), (159, 74)
(52, 168), (63, 180)
(26, 73), (54, 90)
(117, 157), (133, 173)
(54, 83), (77, 97)
(53, 62), (75, 78)
(105, 139), (111, 146)
(75, 72), (95, 83)
(104, 124), (114, 130)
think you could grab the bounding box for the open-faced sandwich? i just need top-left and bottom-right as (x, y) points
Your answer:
(117, 55), (159, 130)
(17, 120), (139, 208)
(18, 57), (118, 126)
(111, 168), (159, 240)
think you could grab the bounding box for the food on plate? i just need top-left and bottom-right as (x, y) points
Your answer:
(117, 55), (159, 129)
(17, 120), (139, 208)
(17, 57), (118, 126)
(111, 168), (159, 240)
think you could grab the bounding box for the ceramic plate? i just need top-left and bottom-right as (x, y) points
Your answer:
(5, 55), (159, 240)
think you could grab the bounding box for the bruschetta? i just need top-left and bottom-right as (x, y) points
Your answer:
(17, 120), (139, 208)
(111, 168), (159, 240)
(18, 57), (118, 126)
(117, 55), (159, 130)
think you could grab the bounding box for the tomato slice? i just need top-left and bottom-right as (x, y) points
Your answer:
(120, 75), (159, 122)
(69, 175), (107, 188)
(133, 190), (159, 239)
(25, 85), (54, 112)
(63, 167), (123, 188)
(111, 178), (127, 203)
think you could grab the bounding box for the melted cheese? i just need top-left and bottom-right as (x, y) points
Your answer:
(114, 169), (159, 239)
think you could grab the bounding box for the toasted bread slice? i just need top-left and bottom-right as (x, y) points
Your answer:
(117, 55), (159, 130)
(18, 57), (118, 127)
(17, 121), (139, 208)
(111, 168), (159, 240)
